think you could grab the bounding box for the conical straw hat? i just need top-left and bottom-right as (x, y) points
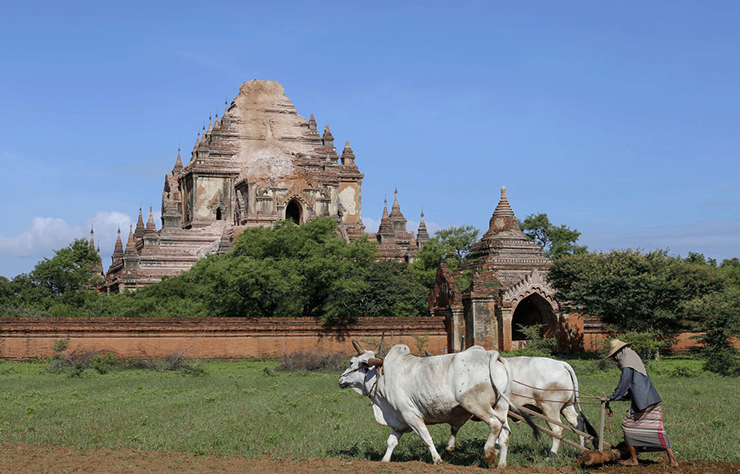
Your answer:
(606, 339), (630, 359)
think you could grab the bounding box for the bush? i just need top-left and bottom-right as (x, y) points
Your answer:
(45, 348), (207, 376)
(275, 351), (348, 372)
(517, 324), (557, 356)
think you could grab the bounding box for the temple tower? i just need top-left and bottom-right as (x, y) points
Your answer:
(432, 187), (561, 352)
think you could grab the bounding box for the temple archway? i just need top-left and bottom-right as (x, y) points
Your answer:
(511, 293), (557, 341)
(285, 199), (302, 225)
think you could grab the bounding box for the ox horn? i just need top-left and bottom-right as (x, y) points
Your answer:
(378, 335), (385, 357)
(367, 357), (384, 366)
(352, 340), (364, 355)
(424, 349), (433, 357)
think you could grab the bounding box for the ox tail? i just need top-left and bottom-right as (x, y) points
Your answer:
(493, 354), (540, 440)
(564, 362), (599, 448)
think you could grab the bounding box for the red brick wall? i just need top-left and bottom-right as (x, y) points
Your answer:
(0, 317), (448, 360)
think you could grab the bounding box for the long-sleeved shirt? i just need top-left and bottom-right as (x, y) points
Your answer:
(609, 367), (662, 412)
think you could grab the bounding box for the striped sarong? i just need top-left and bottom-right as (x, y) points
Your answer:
(622, 403), (672, 450)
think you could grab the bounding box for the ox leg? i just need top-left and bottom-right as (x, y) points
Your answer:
(445, 422), (465, 453)
(406, 420), (443, 464)
(562, 405), (585, 448)
(495, 418), (512, 467)
(381, 430), (403, 462)
(542, 406), (564, 456)
(466, 405), (506, 467)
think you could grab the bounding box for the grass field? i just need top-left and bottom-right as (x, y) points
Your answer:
(0, 357), (738, 468)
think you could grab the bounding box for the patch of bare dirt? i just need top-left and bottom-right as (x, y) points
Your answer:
(0, 444), (737, 474)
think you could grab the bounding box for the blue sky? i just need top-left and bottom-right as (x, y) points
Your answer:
(1, 1), (739, 277)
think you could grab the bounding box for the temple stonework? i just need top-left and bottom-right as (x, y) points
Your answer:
(431, 187), (572, 352)
(103, 80), (425, 292)
(367, 189), (429, 262)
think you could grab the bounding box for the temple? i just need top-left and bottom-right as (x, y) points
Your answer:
(430, 187), (574, 351)
(368, 189), (429, 263)
(103, 80), (426, 292)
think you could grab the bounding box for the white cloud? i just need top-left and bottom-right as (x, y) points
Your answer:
(0, 217), (79, 257)
(363, 217), (379, 233)
(0, 211), (134, 277)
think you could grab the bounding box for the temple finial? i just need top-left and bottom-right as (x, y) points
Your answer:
(341, 140), (355, 165)
(146, 205), (156, 233)
(501, 186), (507, 200)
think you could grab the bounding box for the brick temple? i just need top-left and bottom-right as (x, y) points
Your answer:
(103, 80), (427, 292)
(431, 187), (572, 352)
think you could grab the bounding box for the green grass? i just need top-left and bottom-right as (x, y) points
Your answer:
(0, 358), (738, 467)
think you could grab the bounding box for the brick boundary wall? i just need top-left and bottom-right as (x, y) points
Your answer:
(0, 317), (449, 360)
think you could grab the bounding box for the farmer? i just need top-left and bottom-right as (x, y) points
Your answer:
(605, 339), (679, 468)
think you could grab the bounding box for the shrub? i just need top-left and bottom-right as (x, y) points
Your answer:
(517, 324), (557, 356)
(275, 351), (348, 372)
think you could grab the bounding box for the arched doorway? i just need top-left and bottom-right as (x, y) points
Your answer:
(511, 293), (556, 341)
(215, 207), (222, 220)
(285, 199), (302, 225)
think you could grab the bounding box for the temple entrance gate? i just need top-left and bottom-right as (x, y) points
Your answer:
(285, 199), (302, 224)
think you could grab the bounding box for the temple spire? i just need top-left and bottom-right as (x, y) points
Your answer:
(390, 188), (402, 216)
(89, 226), (95, 249)
(173, 148), (183, 173)
(417, 209), (429, 247)
(341, 140), (355, 166)
(307, 114), (317, 131)
(112, 227), (124, 263)
(146, 206), (156, 233)
(134, 208), (145, 240)
(322, 125), (334, 148)
(378, 198), (393, 236)
(483, 185), (526, 240)
(124, 223), (137, 256)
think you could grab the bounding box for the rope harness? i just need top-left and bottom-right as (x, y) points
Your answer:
(511, 379), (603, 405)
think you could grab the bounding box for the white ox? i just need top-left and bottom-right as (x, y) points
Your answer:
(441, 356), (599, 456)
(338, 341), (538, 467)
(506, 356), (598, 455)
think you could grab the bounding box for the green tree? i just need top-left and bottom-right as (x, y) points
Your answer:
(179, 218), (383, 323)
(1, 239), (103, 316)
(549, 249), (725, 335)
(410, 225), (479, 289)
(520, 213), (587, 259)
(719, 257), (740, 288)
(359, 260), (429, 318)
(685, 287), (740, 375)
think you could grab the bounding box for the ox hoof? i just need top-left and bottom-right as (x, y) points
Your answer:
(548, 451), (558, 458)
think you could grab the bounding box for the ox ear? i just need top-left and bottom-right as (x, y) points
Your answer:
(352, 340), (364, 355)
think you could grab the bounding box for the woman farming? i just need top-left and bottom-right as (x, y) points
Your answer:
(605, 339), (679, 468)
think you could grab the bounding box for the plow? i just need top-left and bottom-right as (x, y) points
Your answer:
(507, 390), (628, 467)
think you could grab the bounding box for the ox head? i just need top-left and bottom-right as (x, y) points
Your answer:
(338, 340), (384, 396)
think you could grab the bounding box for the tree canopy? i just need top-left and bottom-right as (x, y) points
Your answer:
(1, 218), (430, 322)
(520, 213), (587, 259)
(409, 225), (479, 289)
(0, 238), (102, 317)
(548, 249), (726, 335)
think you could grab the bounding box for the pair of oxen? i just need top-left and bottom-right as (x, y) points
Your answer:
(338, 341), (598, 468)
